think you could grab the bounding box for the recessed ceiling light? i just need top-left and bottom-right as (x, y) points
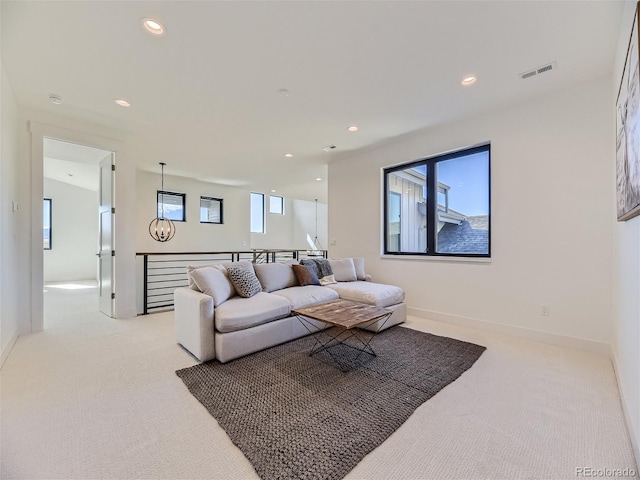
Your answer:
(278, 89), (290, 97)
(347, 126), (358, 132)
(284, 153), (293, 158)
(271, 189), (276, 193)
(141, 18), (165, 36)
(461, 75), (477, 86)
(316, 178), (322, 181)
(114, 98), (131, 107)
(49, 94), (63, 105)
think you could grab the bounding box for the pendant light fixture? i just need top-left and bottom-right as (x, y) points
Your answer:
(149, 162), (176, 242)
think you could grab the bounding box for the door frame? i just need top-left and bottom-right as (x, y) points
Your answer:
(29, 121), (137, 332)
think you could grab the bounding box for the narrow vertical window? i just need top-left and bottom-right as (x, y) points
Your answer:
(251, 192), (265, 233)
(43, 198), (52, 250)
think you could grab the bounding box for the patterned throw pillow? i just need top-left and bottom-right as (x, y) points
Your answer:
(226, 263), (262, 298)
(292, 264), (320, 286)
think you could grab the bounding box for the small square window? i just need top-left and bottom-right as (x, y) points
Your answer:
(269, 195), (284, 215)
(200, 196), (223, 224)
(157, 191), (186, 222)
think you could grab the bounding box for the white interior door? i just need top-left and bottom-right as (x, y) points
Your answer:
(98, 154), (114, 317)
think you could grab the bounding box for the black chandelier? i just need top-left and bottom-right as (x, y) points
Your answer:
(149, 162), (176, 242)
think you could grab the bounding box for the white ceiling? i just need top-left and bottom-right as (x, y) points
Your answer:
(43, 139), (109, 191)
(1, 1), (625, 202)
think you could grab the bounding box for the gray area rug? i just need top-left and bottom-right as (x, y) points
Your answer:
(176, 326), (485, 480)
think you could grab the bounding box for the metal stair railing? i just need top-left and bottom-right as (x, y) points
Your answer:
(136, 249), (328, 315)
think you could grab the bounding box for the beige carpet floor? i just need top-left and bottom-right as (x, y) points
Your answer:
(0, 284), (637, 479)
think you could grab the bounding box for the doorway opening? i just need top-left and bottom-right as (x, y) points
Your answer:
(42, 138), (114, 328)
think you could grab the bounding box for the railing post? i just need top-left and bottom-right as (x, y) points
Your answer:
(143, 254), (148, 315)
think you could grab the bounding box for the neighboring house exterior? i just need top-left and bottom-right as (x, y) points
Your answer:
(388, 170), (488, 254)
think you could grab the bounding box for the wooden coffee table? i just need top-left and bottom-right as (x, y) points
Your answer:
(292, 299), (392, 370)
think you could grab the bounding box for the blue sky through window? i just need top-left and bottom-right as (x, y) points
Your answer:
(437, 152), (489, 216)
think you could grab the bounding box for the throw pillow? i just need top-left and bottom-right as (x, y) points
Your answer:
(187, 263), (220, 290)
(190, 266), (236, 306)
(352, 257), (366, 281)
(253, 262), (299, 292)
(329, 258), (358, 282)
(292, 264), (321, 286)
(226, 263), (263, 298)
(300, 259), (320, 278)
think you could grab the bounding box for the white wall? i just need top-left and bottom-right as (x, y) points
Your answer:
(0, 60), (21, 364)
(136, 170), (251, 253)
(292, 199), (328, 250)
(613, 0), (640, 464)
(251, 196), (294, 250)
(43, 178), (99, 283)
(250, 197), (328, 251)
(329, 76), (614, 349)
(137, 173), (328, 253)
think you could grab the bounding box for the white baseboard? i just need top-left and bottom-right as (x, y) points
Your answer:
(407, 307), (612, 355)
(611, 351), (640, 472)
(0, 329), (19, 370)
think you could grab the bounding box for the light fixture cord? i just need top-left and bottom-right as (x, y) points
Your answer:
(161, 163), (165, 219)
(314, 199), (321, 249)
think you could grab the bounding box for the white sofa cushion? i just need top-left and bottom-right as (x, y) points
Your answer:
(189, 266), (236, 306)
(352, 257), (366, 280)
(187, 263), (224, 290)
(271, 285), (339, 309)
(326, 281), (405, 308)
(254, 262), (298, 292)
(214, 292), (291, 333)
(329, 258), (357, 282)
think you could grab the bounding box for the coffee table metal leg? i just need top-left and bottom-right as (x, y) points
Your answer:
(296, 312), (392, 370)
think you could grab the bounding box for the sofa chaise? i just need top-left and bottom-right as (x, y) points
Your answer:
(174, 257), (406, 363)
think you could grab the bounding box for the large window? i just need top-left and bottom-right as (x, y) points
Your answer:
(157, 191), (186, 222)
(251, 192), (265, 233)
(43, 198), (52, 250)
(384, 144), (490, 257)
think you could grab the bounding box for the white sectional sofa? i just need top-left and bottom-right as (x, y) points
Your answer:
(174, 257), (406, 363)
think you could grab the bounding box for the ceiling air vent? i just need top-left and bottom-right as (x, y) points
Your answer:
(519, 62), (557, 80)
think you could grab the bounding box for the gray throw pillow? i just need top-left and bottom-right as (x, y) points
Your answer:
(226, 263), (262, 298)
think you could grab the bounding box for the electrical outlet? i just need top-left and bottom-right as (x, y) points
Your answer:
(541, 305), (550, 316)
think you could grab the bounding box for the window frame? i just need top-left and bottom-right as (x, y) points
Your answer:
(250, 192), (266, 233)
(383, 143), (491, 258)
(269, 195), (285, 215)
(43, 198), (52, 250)
(157, 190), (186, 222)
(200, 196), (224, 224)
